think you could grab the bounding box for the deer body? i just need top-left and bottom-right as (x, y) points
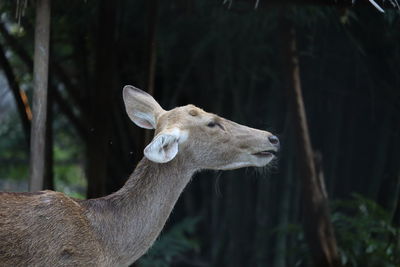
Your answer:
(0, 86), (279, 266)
(0, 191), (108, 266)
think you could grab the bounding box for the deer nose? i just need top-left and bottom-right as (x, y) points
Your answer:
(268, 135), (280, 147)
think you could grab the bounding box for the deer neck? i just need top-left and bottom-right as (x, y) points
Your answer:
(83, 156), (195, 266)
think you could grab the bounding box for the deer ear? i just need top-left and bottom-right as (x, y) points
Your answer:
(123, 85), (165, 129)
(144, 128), (188, 163)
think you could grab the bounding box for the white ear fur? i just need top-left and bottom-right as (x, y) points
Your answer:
(144, 128), (188, 163)
(123, 85), (165, 129)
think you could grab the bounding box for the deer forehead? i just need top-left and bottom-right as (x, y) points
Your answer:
(157, 105), (215, 129)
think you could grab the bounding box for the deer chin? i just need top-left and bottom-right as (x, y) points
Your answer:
(251, 150), (277, 166)
(214, 161), (255, 170)
(210, 154), (276, 170)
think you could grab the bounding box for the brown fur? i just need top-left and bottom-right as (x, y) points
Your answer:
(0, 86), (279, 266)
(0, 191), (107, 266)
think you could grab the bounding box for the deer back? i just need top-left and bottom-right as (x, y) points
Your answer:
(0, 191), (109, 266)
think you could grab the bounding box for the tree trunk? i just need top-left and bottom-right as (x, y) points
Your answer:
(272, 135), (294, 267)
(86, 0), (117, 198)
(43, 79), (54, 190)
(392, 171), (400, 226)
(280, 16), (341, 267)
(29, 0), (51, 192)
(377, 121), (400, 213)
(146, 0), (158, 97)
(144, 0), (159, 145)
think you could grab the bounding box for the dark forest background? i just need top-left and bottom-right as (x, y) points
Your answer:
(0, 0), (400, 266)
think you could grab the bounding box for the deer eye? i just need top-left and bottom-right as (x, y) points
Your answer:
(207, 121), (224, 130)
(207, 121), (217, 128)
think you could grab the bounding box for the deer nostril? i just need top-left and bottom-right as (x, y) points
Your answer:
(268, 135), (279, 146)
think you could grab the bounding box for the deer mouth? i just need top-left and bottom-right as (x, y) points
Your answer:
(253, 150), (277, 158)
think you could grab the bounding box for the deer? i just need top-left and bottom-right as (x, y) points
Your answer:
(0, 85), (280, 267)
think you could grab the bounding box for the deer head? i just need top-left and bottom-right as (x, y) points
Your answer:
(123, 85), (279, 171)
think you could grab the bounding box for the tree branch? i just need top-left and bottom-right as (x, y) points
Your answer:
(0, 42), (31, 145)
(236, 0), (396, 10)
(0, 21), (87, 117)
(0, 20), (88, 142)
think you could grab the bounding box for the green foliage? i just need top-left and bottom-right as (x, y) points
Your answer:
(332, 194), (400, 267)
(271, 223), (311, 267)
(53, 164), (86, 199)
(0, 112), (28, 182)
(138, 217), (201, 267)
(0, 109), (86, 198)
(273, 194), (400, 267)
(52, 106), (86, 198)
(0, 112), (27, 161)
